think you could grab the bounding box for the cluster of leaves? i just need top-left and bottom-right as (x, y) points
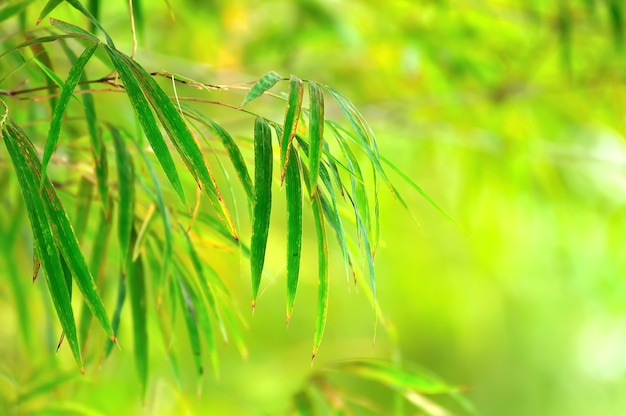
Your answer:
(0, 1), (476, 414)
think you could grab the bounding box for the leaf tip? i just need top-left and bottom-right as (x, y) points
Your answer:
(80, 367), (85, 376)
(251, 300), (256, 315)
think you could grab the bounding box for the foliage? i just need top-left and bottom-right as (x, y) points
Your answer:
(0, 0), (474, 415)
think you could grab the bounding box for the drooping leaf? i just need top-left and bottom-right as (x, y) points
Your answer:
(250, 117), (273, 309)
(285, 147), (303, 322)
(307, 81), (325, 198)
(9, 121), (115, 341)
(64, 0), (115, 46)
(127, 232), (148, 400)
(2, 123), (82, 370)
(176, 273), (204, 388)
(73, 176), (93, 242)
(241, 70), (283, 107)
(104, 46), (188, 209)
(107, 47), (237, 238)
(311, 193), (328, 360)
(182, 106), (254, 205)
(110, 126), (135, 267)
(280, 75), (304, 182)
(37, 0), (63, 23)
(41, 43), (99, 186)
(0, 35), (79, 59)
(102, 272), (126, 359)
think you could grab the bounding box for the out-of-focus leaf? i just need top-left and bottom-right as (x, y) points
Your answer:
(280, 75), (304, 182)
(102, 272), (126, 359)
(37, 0), (63, 23)
(87, 0), (99, 33)
(0, 1), (33, 24)
(73, 177), (93, 242)
(127, 230), (148, 399)
(104, 46), (188, 209)
(285, 147), (303, 322)
(64, 0), (114, 46)
(0, 35), (78, 59)
(250, 117), (273, 309)
(182, 106), (254, 205)
(110, 126), (135, 266)
(307, 81), (325, 198)
(2, 122), (82, 370)
(41, 43), (98, 185)
(293, 391), (315, 416)
(176, 273), (204, 388)
(241, 71), (283, 107)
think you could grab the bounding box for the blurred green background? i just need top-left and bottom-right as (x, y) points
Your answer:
(2, 1), (626, 415)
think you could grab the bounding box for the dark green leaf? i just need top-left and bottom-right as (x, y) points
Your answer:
(110, 126), (135, 267)
(127, 233), (148, 399)
(285, 147), (302, 322)
(250, 117), (273, 309)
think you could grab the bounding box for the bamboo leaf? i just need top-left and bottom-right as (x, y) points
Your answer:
(64, 0), (115, 46)
(37, 0), (63, 23)
(308, 81), (325, 198)
(103, 272), (126, 359)
(311, 193), (328, 360)
(107, 47), (237, 238)
(250, 117), (273, 309)
(285, 147), (302, 322)
(2, 123), (82, 370)
(176, 273), (204, 387)
(241, 71), (283, 107)
(0, 35), (79, 59)
(7, 122), (115, 341)
(0, 1), (32, 23)
(73, 176), (93, 242)
(110, 126), (135, 267)
(104, 46), (188, 209)
(41, 43), (98, 186)
(127, 232), (148, 400)
(280, 75), (304, 182)
(49, 18), (100, 43)
(182, 106), (254, 205)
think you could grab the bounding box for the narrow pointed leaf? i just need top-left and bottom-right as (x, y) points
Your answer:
(49, 18), (100, 43)
(308, 81), (325, 198)
(0, 1), (32, 23)
(311, 193), (328, 359)
(73, 176), (93, 242)
(3, 123), (83, 370)
(280, 75), (304, 182)
(37, 0), (63, 23)
(176, 274), (204, 385)
(108, 47), (237, 238)
(241, 71), (283, 107)
(285, 148), (302, 321)
(103, 272), (126, 359)
(110, 126), (135, 267)
(64, 0), (115, 46)
(7, 122), (115, 340)
(0, 35), (79, 60)
(127, 234), (148, 399)
(104, 46), (188, 208)
(250, 117), (273, 308)
(182, 106), (253, 205)
(41, 43), (98, 186)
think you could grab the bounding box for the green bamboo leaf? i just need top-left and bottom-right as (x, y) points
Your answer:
(107, 47), (237, 238)
(127, 233), (148, 400)
(285, 147), (302, 322)
(11, 122), (116, 342)
(41, 43), (98, 186)
(32, 57), (64, 89)
(311, 193), (328, 360)
(37, 0), (63, 23)
(132, 203), (155, 261)
(280, 75), (304, 182)
(308, 81), (325, 198)
(182, 106), (254, 205)
(241, 71), (283, 107)
(87, 0), (99, 33)
(608, 0), (624, 48)
(104, 46), (188, 209)
(176, 273), (204, 387)
(129, 0), (144, 40)
(3, 123), (83, 370)
(293, 391), (315, 416)
(110, 126), (135, 267)
(250, 117), (273, 309)
(179, 225), (228, 344)
(48, 18), (100, 43)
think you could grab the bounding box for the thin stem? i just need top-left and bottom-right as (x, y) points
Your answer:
(128, 0), (138, 59)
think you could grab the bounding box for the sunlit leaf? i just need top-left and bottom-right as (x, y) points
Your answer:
(241, 70), (283, 107)
(307, 81), (325, 198)
(280, 75), (304, 182)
